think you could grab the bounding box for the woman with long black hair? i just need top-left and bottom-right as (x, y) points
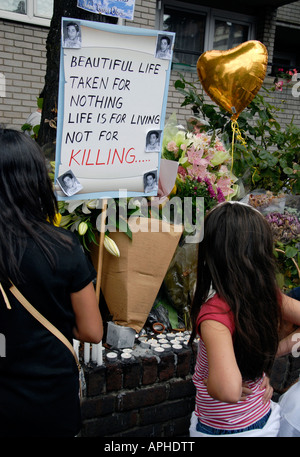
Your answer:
(0, 128), (103, 436)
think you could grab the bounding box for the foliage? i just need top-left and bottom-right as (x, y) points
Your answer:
(274, 239), (300, 291)
(174, 75), (300, 195)
(58, 198), (135, 252)
(265, 210), (300, 291)
(21, 97), (43, 140)
(174, 75), (300, 293)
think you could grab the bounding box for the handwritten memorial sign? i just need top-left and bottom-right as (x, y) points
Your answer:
(55, 19), (174, 200)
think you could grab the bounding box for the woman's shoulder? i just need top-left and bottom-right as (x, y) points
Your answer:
(197, 294), (235, 334)
(204, 293), (231, 313)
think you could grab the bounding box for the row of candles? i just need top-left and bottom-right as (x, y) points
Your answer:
(137, 331), (191, 354)
(73, 331), (193, 366)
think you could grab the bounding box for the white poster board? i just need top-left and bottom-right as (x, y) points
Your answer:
(54, 19), (175, 201)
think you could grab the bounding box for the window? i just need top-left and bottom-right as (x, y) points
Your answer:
(163, 6), (206, 66)
(271, 25), (300, 76)
(0, 0), (53, 26)
(160, 1), (256, 69)
(213, 20), (249, 50)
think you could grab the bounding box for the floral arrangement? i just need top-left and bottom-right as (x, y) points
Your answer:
(161, 117), (239, 228)
(58, 198), (122, 256)
(265, 211), (300, 244)
(267, 210), (300, 291)
(274, 68), (298, 91)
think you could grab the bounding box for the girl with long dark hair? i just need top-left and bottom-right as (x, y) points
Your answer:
(189, 201), (300, 437)
(0, 128), (103, 436)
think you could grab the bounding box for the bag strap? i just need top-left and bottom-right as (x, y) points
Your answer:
(9, 283), (81, 372)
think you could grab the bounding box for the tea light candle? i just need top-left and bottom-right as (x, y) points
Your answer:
(158, 338), (168, 344)
(139, 340), (150, 349)
(156, 334), (166, 340)
(172, 344), (183, 353)
(166, 333), (176, 341)
(122, 348), (133, 354)
(106, 352), (118, 362)
(161, 343), (171, 352)
(138, 336), (148, 343)
(149, 338), (159, 346)
(121, 352), (132, 362)
(154, 346), (164, 355)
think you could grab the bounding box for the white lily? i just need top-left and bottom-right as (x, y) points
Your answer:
(78, 221), (88, 236)
(67, 200), (85, 213)
(59, 214), (72, 227)
(86, 199), (99, 209)
(104, 235), (120, 257)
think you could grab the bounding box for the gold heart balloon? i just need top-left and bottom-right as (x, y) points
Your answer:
(197, 40), (268, 120)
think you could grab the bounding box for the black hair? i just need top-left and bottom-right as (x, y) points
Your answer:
(0, 128), (72, 285)
(146, 172), (156, 179)
(66, 22), (80, 32)
(160, 35), (170, 45)
(62, 172), (73, 181)
(190, 202), (281, 379)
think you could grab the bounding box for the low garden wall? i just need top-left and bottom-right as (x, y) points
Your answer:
(79, 338), (300, 437)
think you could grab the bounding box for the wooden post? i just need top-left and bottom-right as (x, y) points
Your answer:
(95, 198), (108, 302)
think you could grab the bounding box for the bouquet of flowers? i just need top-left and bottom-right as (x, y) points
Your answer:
(162, 116), (239, 226)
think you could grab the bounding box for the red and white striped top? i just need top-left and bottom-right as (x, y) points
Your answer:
(193, 294), (271, 430)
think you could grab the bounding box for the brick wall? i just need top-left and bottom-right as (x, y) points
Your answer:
(80, 344), (197, 437)
(0, 19), (47, 129)
(1, 1), (300, 131)
(277, 0), (300, 24)
(126, 0), (157, 29)
(79, 338), (300, 437)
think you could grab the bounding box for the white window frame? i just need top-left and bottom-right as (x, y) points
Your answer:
(160, 1), (256, 70)
(0, 0), (53, 27)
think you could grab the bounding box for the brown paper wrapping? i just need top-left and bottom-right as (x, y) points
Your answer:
(91, 217), (183, 333)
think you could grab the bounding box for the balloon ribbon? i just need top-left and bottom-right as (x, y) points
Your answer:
(231, 120), (247, 172)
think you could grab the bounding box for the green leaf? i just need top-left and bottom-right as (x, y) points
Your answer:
(283, 167), (294, 175)
(285, 245), (298, 258)
(174, 79), (185, 90)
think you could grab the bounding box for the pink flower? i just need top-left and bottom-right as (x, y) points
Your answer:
(178, 166), (187, 177)
(275, 81), (283, 91)
(187, 145), (204, 165)
(167, 141), (179, 153)
(216, 177), (233, 196)
(187, 164), (208, 181)
(208, 173), (216, 184)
